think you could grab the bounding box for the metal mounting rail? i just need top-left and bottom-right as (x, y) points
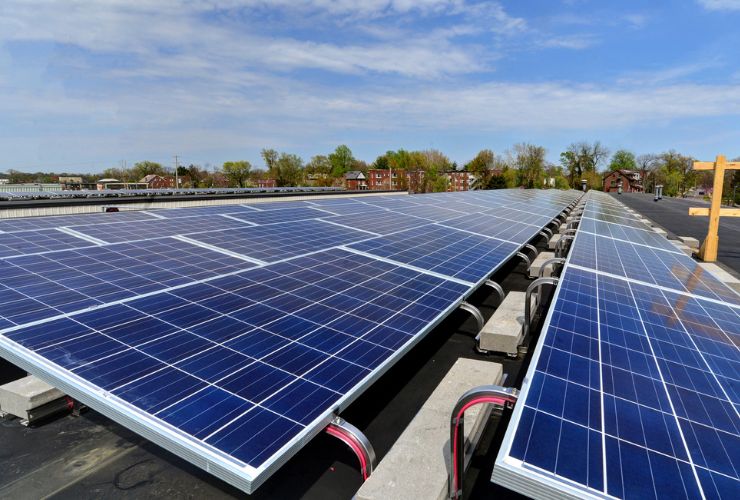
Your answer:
(325, 416), (377, 481)
(523, 277), (559, 338)
(459, 301), (485, 331)
(483, 280), (505, 305)
(449, 385), (519, 499)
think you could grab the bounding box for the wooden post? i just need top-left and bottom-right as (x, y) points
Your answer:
(690, 155), (740, 262)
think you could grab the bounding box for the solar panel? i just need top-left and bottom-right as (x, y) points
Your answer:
(0, 189), (582, 493)
(494, 192), (740, 500)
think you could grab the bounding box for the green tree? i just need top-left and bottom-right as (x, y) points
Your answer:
(560, 141), (609, 187)
(222, 161), (252, 187)
(329, 145), (355, 178)
(261, 148), (279, 179)
(513, 143), (546, 188)
(274, 153), (304, 187)
(608, 150), (637, 171)
(305, 155), (333, 186)
(131, 161), (165, 181)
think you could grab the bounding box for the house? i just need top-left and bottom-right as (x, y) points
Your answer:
(140, 174), (175, 189)
(603, 170), (643, 193)
(255, 179), (277, 189)
(0, 178), (9, 185)
(344, 171), (367, 190)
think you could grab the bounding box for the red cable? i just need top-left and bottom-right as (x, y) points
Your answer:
(451, 396), (508, 496)
(326, 426), (370, 480)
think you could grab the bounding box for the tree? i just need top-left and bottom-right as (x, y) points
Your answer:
(305, 155), (333, 186)
(608, 150), (637, 171)
(636, 153), (659, 192)
(329, 145), (355, 178)
(131, 161), (165, 181)
(464, 149), (495, 188)
(560, 141), (609, 187)
(222, 161), (252, 188)
(274, 153), (304, 187)
(513, 143), (546, 188)
(421, 149), (452, 173)
(261, 148), (279, 179)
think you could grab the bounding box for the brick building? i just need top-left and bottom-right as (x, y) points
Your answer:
(255, 179), (277, 188)
(344, 171), (368, 190)
(603, 170), (643, 193)
(140, 174), (175, 189)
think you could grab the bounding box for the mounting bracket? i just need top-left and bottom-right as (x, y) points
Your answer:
(523, 277), (559, 338)
(459, 301), (485, 331)
(483, 279), (505, 305)
(448, 385), (519, 499)
(325, 416), (377, 481)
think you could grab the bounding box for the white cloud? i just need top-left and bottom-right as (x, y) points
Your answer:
(697, 0), (740, 11)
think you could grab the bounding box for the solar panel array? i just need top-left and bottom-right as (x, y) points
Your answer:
(0, 189), (581, 492)
(0, 186), (343, 201)
(494, 191), (740, 499)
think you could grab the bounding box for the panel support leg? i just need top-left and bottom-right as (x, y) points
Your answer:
(449, 385), (519, 500)
(538, 257), (566, 278)
(523, 277), (559, 338)
(325, 416), (377, 481)
(459, 302), (485, 331)
(483, 279), (505, 305)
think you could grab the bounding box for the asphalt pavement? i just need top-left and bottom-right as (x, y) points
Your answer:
(613, 193), (740, 274)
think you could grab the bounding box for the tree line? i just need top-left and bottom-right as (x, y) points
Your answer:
(3, 143), (737, 199)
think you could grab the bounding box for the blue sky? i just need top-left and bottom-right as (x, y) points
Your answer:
(1, 0), (739, 173)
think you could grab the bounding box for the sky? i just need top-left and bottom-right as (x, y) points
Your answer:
(1, 0), (739, 173)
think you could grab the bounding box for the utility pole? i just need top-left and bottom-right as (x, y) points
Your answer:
(173, 155), (179, 189)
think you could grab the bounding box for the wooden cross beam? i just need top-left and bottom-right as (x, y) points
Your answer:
(690, 154), (740, 262)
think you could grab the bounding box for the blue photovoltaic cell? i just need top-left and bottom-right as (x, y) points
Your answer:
(186, 219), (371, 262)
(0, 189), (583, 493)
(0, 238), (254, 327)
(0, 229), (96, 257)
(441, 213), (540, 243)
(224, 207), (333, 225)
(2, 248), (470, 470)
(349, 225), (519, 283)
(579, 217), (683, 253)
(321, 211), (429, 235)
(71, 215), (253, 243)
(570, 231), (740, 304)
(0, 211), (159, 232)
(496, 192), (740, 500)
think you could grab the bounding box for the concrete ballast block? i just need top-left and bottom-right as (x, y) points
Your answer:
(678, 236), (700, 249)
(0, 375), (65, 418)
(355, 359), (503, 500)
(477, 291), (526, 355)
(548, 233), (562, 249)
(529, 251), (556, 278)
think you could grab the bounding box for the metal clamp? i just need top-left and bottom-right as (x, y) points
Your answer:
(483, 280), (505, 305)
(555, 235), (575, 258)
(523, 277), (559, 338)
(449, 386), (519, 499)
(325, 416), (377, 481)
(538, 257), (566, 278)
(517, 243), (538, 273)
(459, 301), (485, 331)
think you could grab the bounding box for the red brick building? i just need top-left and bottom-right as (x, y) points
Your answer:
(140, 174), (175, 189)
(367, 169), (410, 190)
(344, 171), (368, 190)
(255, 179), (277, 188)
(445, 171), (471, 192)
(603, 170), (643, 193)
